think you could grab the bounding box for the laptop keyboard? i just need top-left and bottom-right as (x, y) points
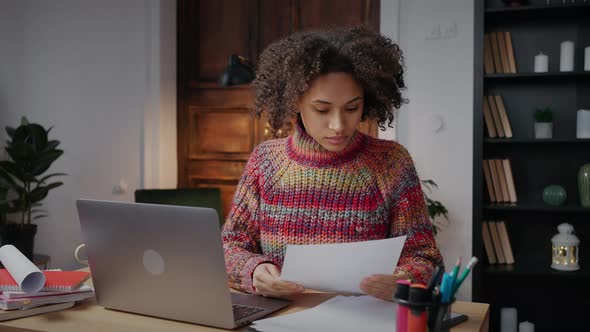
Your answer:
(232, 304), (264, 320)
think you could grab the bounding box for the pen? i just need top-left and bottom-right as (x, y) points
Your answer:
(449, 257), (461, 290)
(426, 266), (442, 292)
(452, 257), (478, 296)
(439, 272), (452, 303)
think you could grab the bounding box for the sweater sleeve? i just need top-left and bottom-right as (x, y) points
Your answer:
(390, 151), (444, 285)
(221, 146), (273, 293)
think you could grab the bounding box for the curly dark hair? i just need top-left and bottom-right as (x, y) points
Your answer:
(252, 25), (407, 133)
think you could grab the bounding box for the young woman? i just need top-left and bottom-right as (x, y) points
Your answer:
(221, 26), (443, 302)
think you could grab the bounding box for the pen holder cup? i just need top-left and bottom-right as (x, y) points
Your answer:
(428, 298), (455, 332)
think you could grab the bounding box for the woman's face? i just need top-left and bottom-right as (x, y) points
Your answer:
(298, 72), (364, 152)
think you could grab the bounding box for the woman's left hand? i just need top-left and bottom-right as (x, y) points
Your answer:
(360, 271), (410, 302)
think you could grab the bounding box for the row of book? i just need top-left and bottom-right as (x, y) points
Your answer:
(483, 159), (518, 203)
(483, 95), (513, 139)
(482, 221), (515, 265)
(484, 32), (517, 74)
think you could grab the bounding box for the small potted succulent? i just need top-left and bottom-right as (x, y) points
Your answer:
(534, 107), (553, 139)
(0, 117), (65, 258)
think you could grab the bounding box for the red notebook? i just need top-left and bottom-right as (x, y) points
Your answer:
(0, 269), (90, 292)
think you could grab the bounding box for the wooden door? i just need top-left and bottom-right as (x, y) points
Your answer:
(177, 0), (380, 220)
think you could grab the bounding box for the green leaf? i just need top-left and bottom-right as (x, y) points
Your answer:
(35, 173), (67, 184)
(29, 182), (62, 203)
(6, 142), (36, 164)
(5, 127), (15, 139)
(44, 140), (60, 151)
(0, 163), (23, 187)
(28, 124), (49, 151)
(33, 214), (48, 220)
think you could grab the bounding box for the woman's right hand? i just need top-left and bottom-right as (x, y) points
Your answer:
(252, 263), (305, 298)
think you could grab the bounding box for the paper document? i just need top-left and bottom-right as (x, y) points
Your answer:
(252, 295), (397, 332)
(0, 245), (45, 294)
(280, 236), (406, 293)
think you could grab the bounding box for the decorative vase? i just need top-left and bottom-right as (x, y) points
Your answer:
(535, 123), (553, 139)
(543, 185), (567, 206)
(579, 164), (590, 207)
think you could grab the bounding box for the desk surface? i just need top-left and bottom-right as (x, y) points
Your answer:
(0, 292), (489, 332)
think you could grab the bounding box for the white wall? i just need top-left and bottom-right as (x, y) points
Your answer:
(0, 0), (176, 269)
(381, 0), (474, 300)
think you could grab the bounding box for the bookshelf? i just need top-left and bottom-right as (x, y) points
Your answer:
(474, 1), (590, 331)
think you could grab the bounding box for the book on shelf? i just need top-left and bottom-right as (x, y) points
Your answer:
(494, 159), (511, 202)
(489, 32), (504, 74)
(496, 221), (515, 264)
(483, 159), (518, 203)
(486, 220), (506, 264)
(482, 159), (497, 202)
(497, 31), (511, 74)
(483, 97), (498, 138)
(0, 301), (75, 322)
(502, 159), (518, 203)
(493, 95), (513, 138)
(482, 221), (515, 265)
(486, 95), (506, 138)
(484, 31), (517, 74)
(483, 34), (495, 74)
(504, 31), (517, 73)
(481, 221), (497, 264)
(486, 159), (503, 203)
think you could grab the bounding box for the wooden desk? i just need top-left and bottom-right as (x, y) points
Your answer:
(0, 292), (489, 332)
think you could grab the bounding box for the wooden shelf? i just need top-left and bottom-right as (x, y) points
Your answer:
(485, 71), (590, 81)
(484, 138), (590, 144)
(485, 3), (590, 18)
(484, 203), (590, 213)
(485, 262), (588, 278)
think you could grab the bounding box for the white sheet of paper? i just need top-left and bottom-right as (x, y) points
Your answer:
(252, 295), (397, 332)
(280, 236), (406, 293)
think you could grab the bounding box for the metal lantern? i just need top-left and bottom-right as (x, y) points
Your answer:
(551, 223), (580, 271)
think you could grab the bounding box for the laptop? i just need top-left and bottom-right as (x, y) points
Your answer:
(76, 199), (290, 329)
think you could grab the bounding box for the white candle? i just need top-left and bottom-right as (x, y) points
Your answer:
(577, 109), (590, 139)
(584, 46), (590, 71)
(519, 321), (535, 332)
(500, 307), (517, 332)
(560, 40), (574, 72)
(534, 53), (549, 73)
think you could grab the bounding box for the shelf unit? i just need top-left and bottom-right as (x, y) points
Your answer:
(473, 1), (590, 331)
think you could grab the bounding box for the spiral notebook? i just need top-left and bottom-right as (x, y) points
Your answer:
(0, 269), (90, 292)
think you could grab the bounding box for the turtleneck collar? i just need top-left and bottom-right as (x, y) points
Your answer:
(286, 121), (367, 167)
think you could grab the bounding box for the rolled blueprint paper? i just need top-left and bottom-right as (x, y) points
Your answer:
(0, 245), (46, 294)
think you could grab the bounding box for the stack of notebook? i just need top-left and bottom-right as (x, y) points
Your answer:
(0, 245), (95, 321)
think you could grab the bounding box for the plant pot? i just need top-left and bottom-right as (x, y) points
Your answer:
(534, 122), (553, 139)
(0, 224), (37, 259)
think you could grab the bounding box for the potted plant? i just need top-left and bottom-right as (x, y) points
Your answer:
(534, 107), (553, 139)
(0, 117), (65, 259)
(0, 179), (8, 225)
(421, 179), (449, 235)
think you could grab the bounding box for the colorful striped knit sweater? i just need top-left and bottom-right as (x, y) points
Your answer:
(222, 123), (443, 293)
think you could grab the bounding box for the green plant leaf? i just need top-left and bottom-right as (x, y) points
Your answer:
(35, 172), (67, 184)
(33, 214), (48, 220)
(44, 140), (60, 151)
(0, 162), (25, 185)
(5, 127), (15, 139)
(29, 182), (62, 203)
